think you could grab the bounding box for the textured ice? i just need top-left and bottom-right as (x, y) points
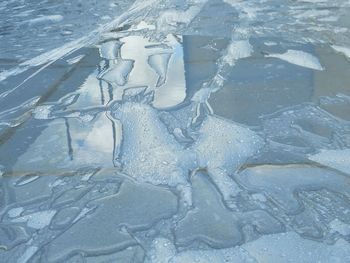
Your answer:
(332, 45), (350, 59)
(148, 232), (350, 263)
(109, 89), (263, 205)
(66, 54), (85, 65)
(18, 246), (39, 263)
(267, 50), (324, 70)
(157, 4), (206, 32)
(192, 116), (264, 200)
(109, 99), (195, 188)
(222, 40), (253, 66)
(11, 210), (56, 229)
(23, 15), (64, 26)
(237, 164), (350, 213)
(0, 96), (40, 127)
(148, 52), (172, 87)
(1, 0), (350, 261)
(309, 149), (350, 175)
(175, 171), (284, 247)
(7, 207), (24, 218)
(329, 219), (350, 236)
(99, 40), (123, 60)
(98, 59), (135, 86)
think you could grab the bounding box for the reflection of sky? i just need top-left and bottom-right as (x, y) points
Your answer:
(13, 68), (123, 172)
(120, 34), (187, 109)
(14, 113), (120, 172)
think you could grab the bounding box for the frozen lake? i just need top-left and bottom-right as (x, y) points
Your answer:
(1, 0), (350, 262)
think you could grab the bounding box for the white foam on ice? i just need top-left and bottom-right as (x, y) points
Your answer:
(308, 149), (350, 175)
(267, 50), (324, 70)
(332, 45), (350, 59)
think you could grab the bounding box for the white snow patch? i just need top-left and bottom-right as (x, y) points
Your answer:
(267, 50), (324, 70)
(332, 45), (350, 59)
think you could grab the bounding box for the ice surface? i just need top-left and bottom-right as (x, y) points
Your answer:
(11, 210), (56, 229)
(222, 40), (253, 66)
(1, 0), (350, 261)
(109, 98), (195, 204)
(309, 149), (350, 175)
(98, 59), (135, 86)
(332, 45), (350, 59)
(267, 50), (324, 70)
(192, 115), (264, 200)
(24, 15), (63, 26)
(329, 219), (350, 236)
(148, 53), (172, 87)
(7, 207), (24, 218)
(237, 164), (350, 213)
(148, 232), (350, 263)
(99, 40), (123, 60)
